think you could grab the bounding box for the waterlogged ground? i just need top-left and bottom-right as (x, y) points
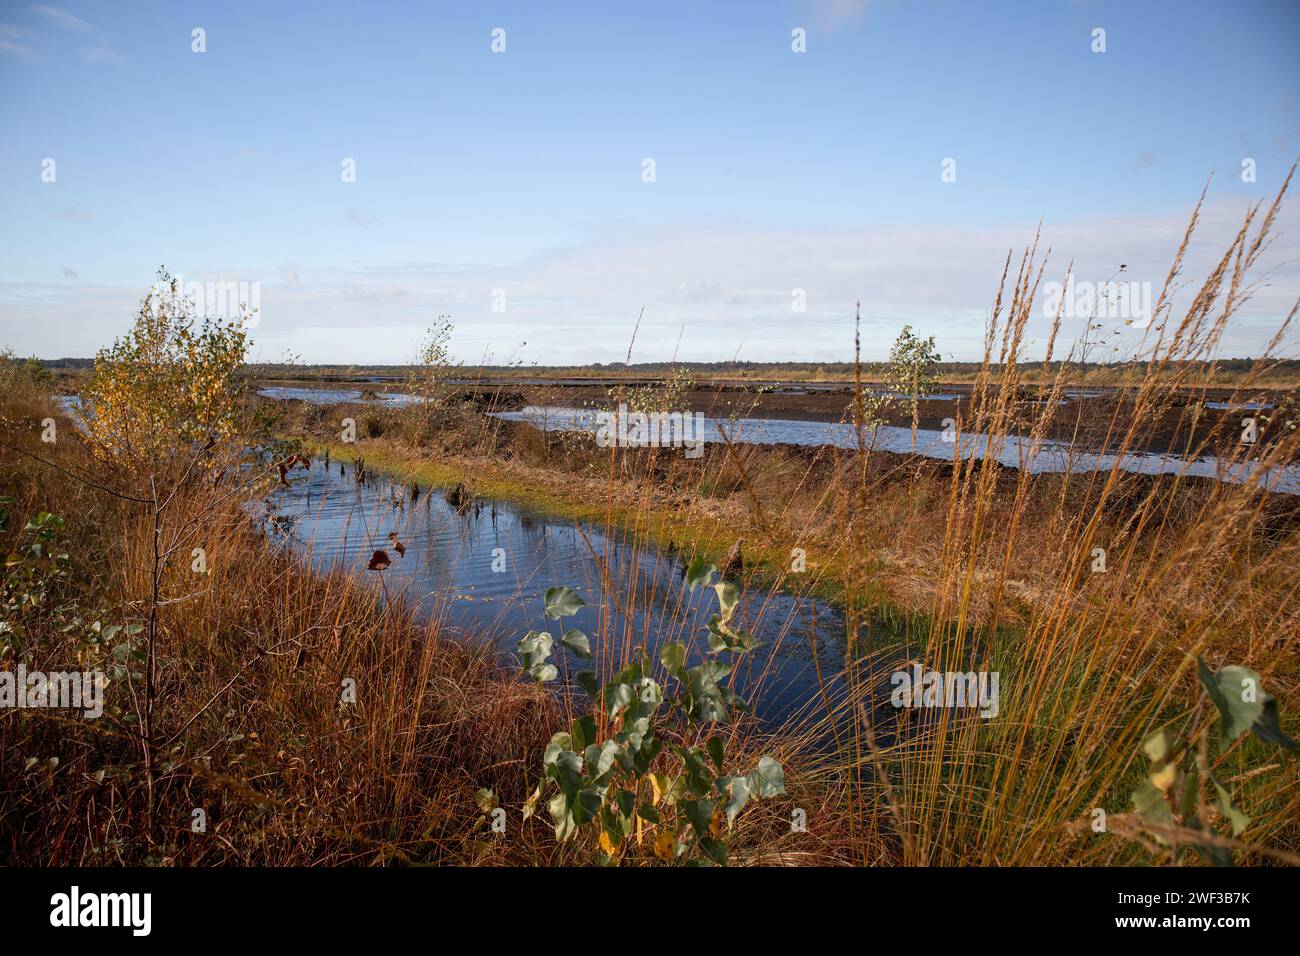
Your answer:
(493, 406), (1300, 494)
(263, 458), (873, 727)
(258, 386), (421, 407)
(253, 388), (1298, 493)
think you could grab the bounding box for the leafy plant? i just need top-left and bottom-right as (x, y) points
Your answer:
(886, 324), (941, 445)
(0, 351), (52, 392)
(617, 365), (695, 415)
(402, 316), (461, 434)
(1, 510), (70, 652)
(518, 563), (785, 865)
(1127, 657), (1296, 865)
(84, 269), (249, 470)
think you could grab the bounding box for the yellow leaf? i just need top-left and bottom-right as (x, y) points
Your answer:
(599, 830), (619, 857)
(653, 830), (675, 861)
(1150, 761), (1177, 793)
(649, 773), (670, 805)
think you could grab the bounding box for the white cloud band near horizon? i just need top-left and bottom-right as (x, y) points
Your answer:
(2, 195), (1297, 366)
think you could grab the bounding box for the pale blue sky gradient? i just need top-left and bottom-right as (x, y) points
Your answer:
(1, 0), (1297, 363)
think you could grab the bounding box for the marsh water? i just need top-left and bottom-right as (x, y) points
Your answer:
(263, 457), (868, 727)
(493, 406), (1300, 494)
(56, 384), (1295, 730)
(255, 388), (1299, 493)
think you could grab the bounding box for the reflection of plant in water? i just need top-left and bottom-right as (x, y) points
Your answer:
(516, 558), (785, 865)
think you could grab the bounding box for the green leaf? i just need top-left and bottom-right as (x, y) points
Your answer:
(603, 681), (635, 718)
(584, 740), (618, 782)
(716, 774), (751, 829)
(574, 787), (603, 826)
(685, 660), (733, 723)
(637, 803), (660, 824)
(618, 712), (653, 754)
(698, 837), (728, 866)
(1131, 779), (1173, 844)
(560, 627), (592, 659)
(747, 756), (786, 799)
(674, 745), (715, 797)
(706, 616), (759, 654)
(576, 671), (600, 700)
(1141, 728), (1174, 764)
(1197, 657), (1297, 754)
(548, 791), (577, 841)
(518, 629), (553, 657)
(1139, 728), (1178, 793)
(600, 807), (628, 848)
(570, 715), (597, 751)
(543, 732), (573, 766)
(706, 736), (725, 772)
(686, 556), (715, 590)
(634, 677), (663, 706)
(529, 662), (558, 683)
(659, 642), (687, 676)
(1179, 763), (1199, 819)
(544, 586), (586, 619)
(1251, 698), (1299, 754)
(614, 788), (636, 822)
(1209, 773), (1251, 837)
(549, 749), (583, 798)
(713, 580), (739, 624)
(680, 798), (714, 837)
(1197, 658), (1258, 750)
(517, 630), (553, 673)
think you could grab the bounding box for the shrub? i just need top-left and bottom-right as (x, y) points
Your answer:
(517, 559), (785, 865)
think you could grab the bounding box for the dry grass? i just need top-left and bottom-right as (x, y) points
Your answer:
(0, 386), (567, 865)
(3, 174), (1298, 867)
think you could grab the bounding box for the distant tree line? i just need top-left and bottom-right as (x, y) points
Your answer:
(30, 355), (1300, 380)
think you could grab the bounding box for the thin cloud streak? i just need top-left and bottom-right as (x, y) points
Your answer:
(32, 4), (93, 32)
(1, 198), (1295, 365)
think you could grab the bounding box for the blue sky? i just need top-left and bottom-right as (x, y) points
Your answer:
(1, 0), (1297, 364)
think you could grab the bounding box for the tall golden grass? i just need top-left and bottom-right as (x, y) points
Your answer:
(2, 173), (1297, 866)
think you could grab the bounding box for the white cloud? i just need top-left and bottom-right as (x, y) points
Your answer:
(80, 43), (124, 65)
(28, 5), (127, 65)
(0, 22), (33, 55)
(52, 206), (98, 223)
(810, 0), (872, 32)
(1, 197), (1296, 365)
(33, 4), (93, 32)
